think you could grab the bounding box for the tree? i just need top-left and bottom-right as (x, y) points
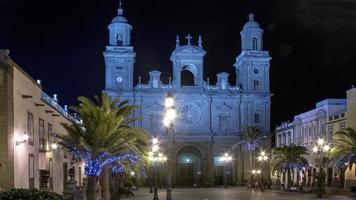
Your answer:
(330, 127), (356, 174)
(242, 126), (265, 168)
(56, 94), (148, 200)
(271, 144), (309, 189)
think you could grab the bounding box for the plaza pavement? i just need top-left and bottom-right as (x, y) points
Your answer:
(125, 187), (352, 200)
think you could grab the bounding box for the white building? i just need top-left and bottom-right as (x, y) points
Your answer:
(275, 99), (347, 187)
(275, 121), (294, 147)
(0, 50), (83, 193)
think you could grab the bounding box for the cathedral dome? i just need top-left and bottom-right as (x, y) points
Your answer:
(111, 15), (128, 23)
(243, 13), (260, 30)
(111, 3), (129, 24)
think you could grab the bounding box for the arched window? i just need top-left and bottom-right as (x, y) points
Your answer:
(117, 34), (123, 46)
(252, 37), (258, 50)
(181, 66), (195, 86)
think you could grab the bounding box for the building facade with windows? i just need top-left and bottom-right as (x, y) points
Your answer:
(275, 121), (294, 147)
(275, 99), (350, 188)
(104, 5), (272, 186)
(0, 50), (83, 193)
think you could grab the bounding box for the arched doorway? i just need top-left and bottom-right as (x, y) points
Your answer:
(176, 146), (202, 187)
(213, 153), (233, 186)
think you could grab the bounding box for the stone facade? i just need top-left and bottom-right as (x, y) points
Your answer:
(104, 5), (272, 186)
(275, 99), (349, 188)
(0, 50), (83, 193)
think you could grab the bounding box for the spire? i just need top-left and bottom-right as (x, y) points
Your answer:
(198, 35), (203, 48)
(118, 1), (124, 16)
(249, 13), (255, 21)
(176, 35), (180, 48)
(186, 34), (192, 45)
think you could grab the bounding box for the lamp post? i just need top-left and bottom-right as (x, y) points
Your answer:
(163, 93), (176, 200)
(257, 151), (268, 190)
(312, 138), (331, 198)
(148, 138), (167, 200)
(219, 153), (232, 188)
(251, 169), (262, 188)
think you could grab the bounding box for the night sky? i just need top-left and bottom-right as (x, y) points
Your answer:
(1, 0), (356, 129)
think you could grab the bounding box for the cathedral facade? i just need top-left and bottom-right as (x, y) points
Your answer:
(104, 5), (271, 186)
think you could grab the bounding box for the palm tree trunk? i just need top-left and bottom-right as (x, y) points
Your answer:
(250, 150), (253, 170)
(100, 165), (111, 200)
(111, 174), (122, 200)
(86, 176), (98, 200)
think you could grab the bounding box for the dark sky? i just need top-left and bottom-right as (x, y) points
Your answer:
(1, 0), (356, 129)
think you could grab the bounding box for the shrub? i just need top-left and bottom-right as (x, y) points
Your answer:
(0, 188), (63, 200)
(123, 180), (133, 188)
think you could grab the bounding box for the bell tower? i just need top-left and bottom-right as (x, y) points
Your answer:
(104, 2), (136, 91)
(170, 35), (206, 88)
(234, 14), (270, 93)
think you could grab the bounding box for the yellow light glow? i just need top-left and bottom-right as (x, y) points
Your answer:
(323, 145), (330, 152)
(152, 144), (159, 152)
(21, 134), (29, 141)
(166, 108), (176, 121)
(152, 138), (158, 145)
(51, 143), (58, 150)
(317, 138), (325, 146)
(313, 146), (318, 153)
(165, 96), (174, 108)
(163, 117), (171, 127)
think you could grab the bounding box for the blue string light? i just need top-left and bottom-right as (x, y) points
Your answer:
(60, 142), (140, 176)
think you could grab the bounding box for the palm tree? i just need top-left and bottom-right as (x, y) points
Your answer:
(242, 126), (265, 169)
(56, 94), (148, 200)
(271, 144), (309, 189)
(330, 127), (356, 174)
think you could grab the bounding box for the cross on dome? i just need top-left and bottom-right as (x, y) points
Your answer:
(186, 34), (192, 45)
(118, 1), (124, 16)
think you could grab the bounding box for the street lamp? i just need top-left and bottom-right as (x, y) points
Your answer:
(163, 93), (176, 200)
(251, 169), (262, 188)
(219, 153), (233, 188)
(312, 138), (331, 198)
(257, 151), (268, 191)
(148, 138), (167, 200)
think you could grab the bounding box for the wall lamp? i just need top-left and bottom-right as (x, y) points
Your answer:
(16, 132), (29, 145)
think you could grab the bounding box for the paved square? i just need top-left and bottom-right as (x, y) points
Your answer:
(126, 187), (350, 200)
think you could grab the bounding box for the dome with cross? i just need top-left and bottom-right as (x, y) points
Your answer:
(242, 13), (261, 30)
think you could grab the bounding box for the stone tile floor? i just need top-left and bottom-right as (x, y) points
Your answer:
(124, 187), (352, 200)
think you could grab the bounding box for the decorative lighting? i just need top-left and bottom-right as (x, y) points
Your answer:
(152, 144), (159, 152)
(165, 95), (174, 108)
(51, 143), (58, 150)
(130, 171), (135, 176)
(152, 138), (159, 145)
(317, 138), (325, 146)
(16, 132), (29, 145)
(166, 107), (176, 121)
(313, 146), (319, 153)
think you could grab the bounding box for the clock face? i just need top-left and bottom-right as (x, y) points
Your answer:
(116, 76), (123, 83)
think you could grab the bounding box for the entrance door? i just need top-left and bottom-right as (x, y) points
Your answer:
(177, 163), (194, 186)
(176, 146), (202, 187)
(214, 166), (223, 185)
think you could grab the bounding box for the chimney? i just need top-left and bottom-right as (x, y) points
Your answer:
(0, 49), (10, 59)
